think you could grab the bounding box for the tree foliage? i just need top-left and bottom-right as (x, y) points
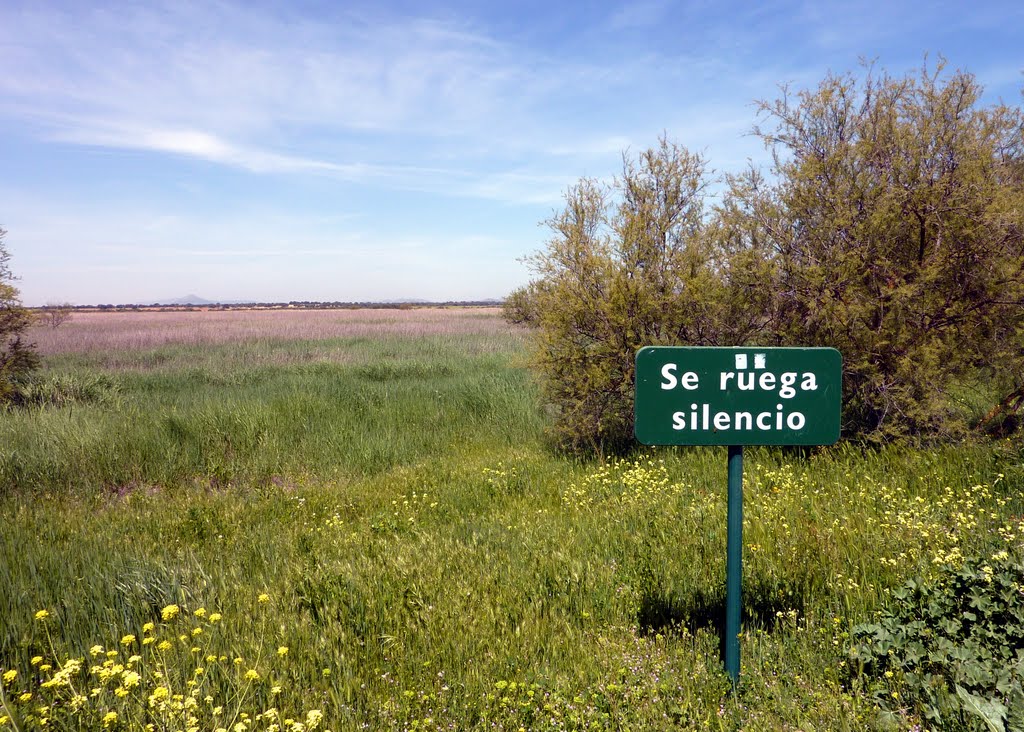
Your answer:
(517, 139), (743, 452)
(738, 62), (1024, 438)
(0, 227), (39, 403)
(511, 63), (1024, 450)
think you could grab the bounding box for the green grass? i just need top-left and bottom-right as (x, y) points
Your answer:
(1, 333), (540, 494)
(1, 324), (1022, 730)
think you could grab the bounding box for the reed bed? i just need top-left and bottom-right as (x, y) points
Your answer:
(28, 308), (516, 356)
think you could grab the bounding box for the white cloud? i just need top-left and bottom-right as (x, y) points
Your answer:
(0, 2), (550, 141)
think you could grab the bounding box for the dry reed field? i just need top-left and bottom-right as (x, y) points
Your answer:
(28, 307), (512, 356)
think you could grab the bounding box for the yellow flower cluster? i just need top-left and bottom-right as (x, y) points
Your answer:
(482, 462), (519, 493)
(387, 490), (438, 527)
(747, 463), (1019, 596)
(563, 457), (686, 510)
(4, 595), (329, 732)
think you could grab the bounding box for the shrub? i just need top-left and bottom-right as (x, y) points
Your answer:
(851, 552), (1024, 730)
(512, 63), (1024, 451)
(510, 138), (743, 452)
(0, 226), (39, 403)
(737, 62), (1024, 439)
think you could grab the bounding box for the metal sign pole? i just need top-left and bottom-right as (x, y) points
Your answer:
(725, 444), (743, 686)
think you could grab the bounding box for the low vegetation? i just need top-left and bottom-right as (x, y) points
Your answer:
(1, 309), (1022, 730)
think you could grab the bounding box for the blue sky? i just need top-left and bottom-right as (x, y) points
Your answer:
(2, 0), (1022, 305)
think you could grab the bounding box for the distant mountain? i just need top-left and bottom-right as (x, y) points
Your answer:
(166, 294), (216, 305)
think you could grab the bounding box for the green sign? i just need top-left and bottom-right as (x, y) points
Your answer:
(635, 347), (841, 446)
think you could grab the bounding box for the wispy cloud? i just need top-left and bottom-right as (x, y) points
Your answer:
(0, 1), (628, 203)
(0, 3), (554, 146)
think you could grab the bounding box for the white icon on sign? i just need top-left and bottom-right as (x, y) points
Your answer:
(735, 354), (748, 370)
(754, 354), (766, 369)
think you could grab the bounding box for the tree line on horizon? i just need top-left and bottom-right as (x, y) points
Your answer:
(506, 61), (1024, 451)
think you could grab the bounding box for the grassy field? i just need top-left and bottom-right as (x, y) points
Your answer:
(1, 308), (1022, 731)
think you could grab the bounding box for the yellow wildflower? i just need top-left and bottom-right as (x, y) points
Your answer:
(161, 604), (180, 621)
(306, 709), (324, 730)
(209, 613), (223, 623)
(121, 634), (136, 646)
(18, 693), (31, 703)
(3, 669), (17, 684)
(34, 609), (50, 621)
(277, 646), (289, 657)
(258, 593), (270, 604)
(31, 656), (43, 666)
(194, 607), (207, 618)
(143, 622), (155, 633)
(123, 671), (141, 688)
(245, 668), (260, 681)
(102, 711), (118, 727)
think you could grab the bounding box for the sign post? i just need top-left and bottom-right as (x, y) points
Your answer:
(725, 444), (743, 683)
(634, 347), (841, 686)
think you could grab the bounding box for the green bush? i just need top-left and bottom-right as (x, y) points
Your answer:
(736, 62), (1024, 439)
(510, 138), (740, 452)
(0, 227), (39, 403)
(511, 62), (1024, 451)
(851, 552), (1024, 730)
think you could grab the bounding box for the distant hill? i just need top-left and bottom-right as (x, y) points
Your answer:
(166, 294), (216, 306)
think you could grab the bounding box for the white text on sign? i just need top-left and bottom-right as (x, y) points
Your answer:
(659, 355), (820, 433)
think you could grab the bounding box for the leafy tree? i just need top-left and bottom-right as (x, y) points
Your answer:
(731, 61), (1024, 438)
(0, 226), (39, 403)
